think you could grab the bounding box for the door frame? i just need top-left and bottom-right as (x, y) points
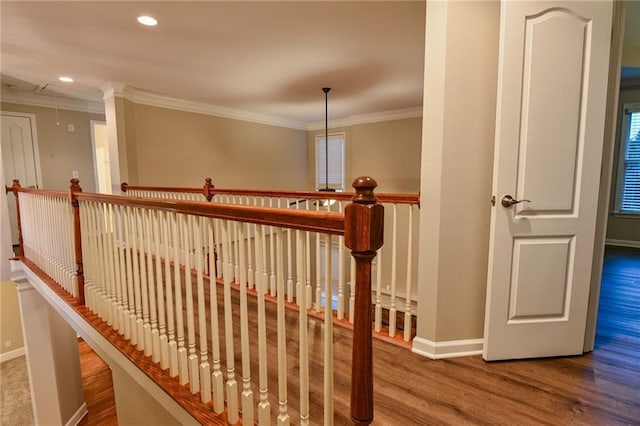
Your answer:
(0, 111), (43, 188)
(89, 119), (109, 193)
(583, 0), (626, 351)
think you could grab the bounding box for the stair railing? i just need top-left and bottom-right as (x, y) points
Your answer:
(122, 178), (420, 343)
(6, 176), (383, 425)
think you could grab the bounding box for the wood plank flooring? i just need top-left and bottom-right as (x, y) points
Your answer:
(77, 339), (117, 426)
(71, 247), (640, 425)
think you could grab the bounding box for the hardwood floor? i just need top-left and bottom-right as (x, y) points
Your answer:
(73, 247), (640, 425)
(77, 339), (117, 426)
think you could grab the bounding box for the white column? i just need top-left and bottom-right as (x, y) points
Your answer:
(100, 81), (137, 193)
(414, 0), (500, 356)
(15, 279), (86, 425)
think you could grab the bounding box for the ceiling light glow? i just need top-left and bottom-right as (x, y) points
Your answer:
(137, 15), (158, 26)
(58, 76), (74, 83)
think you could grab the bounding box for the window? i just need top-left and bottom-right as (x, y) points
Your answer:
(615, 104), (640, 214)
(315, 133), (345, 191)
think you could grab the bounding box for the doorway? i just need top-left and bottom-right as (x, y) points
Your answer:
(90, 120), (111, 194)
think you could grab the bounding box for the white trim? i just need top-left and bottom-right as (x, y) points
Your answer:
(411, 337), (483, 359)
(65, 402), (88, 426)
(0, 346), (25, 363)
(98, 82), (422, 131)
(11, 261), (200, 425)
(306, 106), (422, 130)
(100, 82), (307, 130)
(1, 92), (104, 114)
(605, 238), (640, 249)
(0, 111), (43, 189)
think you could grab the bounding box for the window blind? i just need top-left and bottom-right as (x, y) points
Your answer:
(316, 134), (344, 190)
(621, 110), (640, 213)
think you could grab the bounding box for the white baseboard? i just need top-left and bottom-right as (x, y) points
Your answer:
(412, 337), (483, 359)
(605, 239), (640, 249)
(65, 402), (88, 426)
(0, 347), (25, 363)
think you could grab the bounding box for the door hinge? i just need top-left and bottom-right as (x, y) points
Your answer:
(491, 195), (496, 206)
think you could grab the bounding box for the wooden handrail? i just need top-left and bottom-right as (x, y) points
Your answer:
(121, 182), (202, 194)
(120, 179), (420, 206)
(7, 187), (69, 199)
(77, 193), (345, 235)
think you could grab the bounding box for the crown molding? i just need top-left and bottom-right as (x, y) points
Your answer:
(306, 106), (423, 131)
(103, 83), (307, 130)
(0, 91), (105, 115)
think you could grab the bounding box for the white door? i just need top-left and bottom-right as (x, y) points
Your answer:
(1, 113), (41, 245)
(483, 1), (613, 360)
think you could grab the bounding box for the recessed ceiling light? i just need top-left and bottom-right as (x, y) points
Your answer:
(58, 76), (74, 83)
(137, 15), (158, 26)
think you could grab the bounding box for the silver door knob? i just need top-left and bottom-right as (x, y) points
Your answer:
(501, 195), (531, 208)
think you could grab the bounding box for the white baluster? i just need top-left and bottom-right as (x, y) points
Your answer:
(195, 217), (211, 402)
(389, 203), (398, 337)
(337, 201), (345, 320)
(295, 201), (301, 306)
(107, 204), (121, 331)
(239, 223), (255, 424)
(152, 210), (168, 368)
(246, 197), (255, 290)
(324, 234), (334, 425)
(276, 229), (290, 426)
(269, 198), (276, 296)
(182, 215), (199, 393)
(221, 219), (239, 423)
(286, 200), (294, 304)
(208, 218), (225, 414)
(298, 228), (309, 426)
(314, 202), (321, 313)
(163, 211), (178, 377)
(145, 210), (159, 362)
(124, 206), (138, 345)
(404, 205), (414, 342)
(171, 212), (188, 385)
(115, 205), (130, 338)
(374, 249), (383, 333)
(137, 208), (152, 354)
(256, 223), (270, 424)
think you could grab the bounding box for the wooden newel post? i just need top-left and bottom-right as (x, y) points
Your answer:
(203, 177), (215, 202)
(345, 176), (384, 425)
(69, 178), (85, 305)
(5, 179), (24, 256)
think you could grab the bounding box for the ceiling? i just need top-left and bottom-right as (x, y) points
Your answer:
(0, 1), (426, 125)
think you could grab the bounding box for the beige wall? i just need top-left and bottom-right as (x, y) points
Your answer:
(0, 281), (24, 355)
(306, 117), (422, 192)
(119, 102), (308, 190)
(607, 85), (640, 243)
(1, 102), (105, 192)
(417, 0), (500, 342)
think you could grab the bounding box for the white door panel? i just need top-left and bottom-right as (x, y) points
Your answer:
(1, 113), (40, 245)
(484, 1), (613, 360)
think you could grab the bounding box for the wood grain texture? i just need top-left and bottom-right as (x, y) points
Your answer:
(76, 339), (118, 426)
(76, 193), (345, 235)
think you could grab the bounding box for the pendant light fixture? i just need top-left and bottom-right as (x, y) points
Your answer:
(320, 87), (335, 193)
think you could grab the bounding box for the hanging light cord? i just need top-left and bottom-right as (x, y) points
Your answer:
(322, 87), (331, 190)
